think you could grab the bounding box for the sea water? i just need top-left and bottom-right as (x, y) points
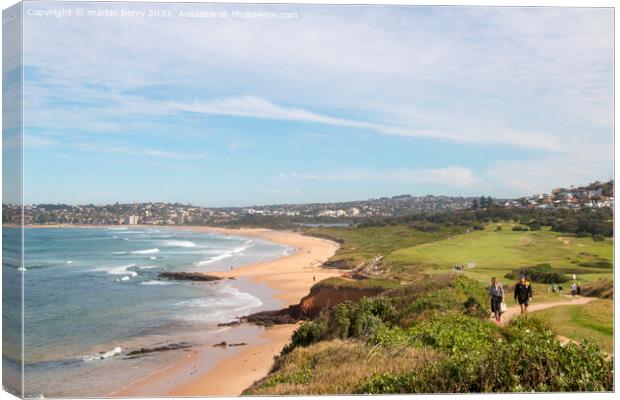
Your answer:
(2, 227), (293, 398)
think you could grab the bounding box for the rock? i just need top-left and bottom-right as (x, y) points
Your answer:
(159, 272), (222, 282)
(217, 320), (241, 327)
(229, 342), (247, 347)
(213, 341), (227, 348)
(126, 343), (192, 357)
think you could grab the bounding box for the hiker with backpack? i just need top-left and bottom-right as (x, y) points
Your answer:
(514, 274), (532, 315)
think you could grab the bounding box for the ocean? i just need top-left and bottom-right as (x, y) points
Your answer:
(2, 227), (293, 398)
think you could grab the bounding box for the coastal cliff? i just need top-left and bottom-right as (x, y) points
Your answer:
(240, 279), (387, 326)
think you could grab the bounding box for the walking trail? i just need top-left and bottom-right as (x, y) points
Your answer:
(496, 296), (596, 346)
(499, 295), (595, 326)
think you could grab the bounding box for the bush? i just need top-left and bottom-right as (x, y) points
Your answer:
(409, 221), (440, 233)
(528, 220), (542, 230)
(504, 263), (569, 284)
(282, 321), (324, 354)
(324, 296), (394, 340)
(578, 260), (612, 269)
(512, 225), (529, 232)
(360, 316), (613, 393)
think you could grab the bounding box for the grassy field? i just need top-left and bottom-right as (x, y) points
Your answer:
(304, 224), (465, 269)
(532, 299), (614, 353)
(386, 224), (613, 285)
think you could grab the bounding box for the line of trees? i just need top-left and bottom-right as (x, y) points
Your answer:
(358, 206), (613, 238)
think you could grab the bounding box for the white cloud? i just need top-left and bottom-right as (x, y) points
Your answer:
(274, 166), (479, 189)
(72, 143), (207, 160)
(17, 5), (613, 199)
(172, 95), (561, 150)
(485, 146), (613, 197)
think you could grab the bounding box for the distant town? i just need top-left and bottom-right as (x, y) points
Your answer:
(2, 180), (613, 226)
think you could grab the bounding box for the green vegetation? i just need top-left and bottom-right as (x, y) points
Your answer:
(250, 209), (614, 394)
(581, 279), (613, 299)
(247, 340), (441, 395)
(385, 225), (613, 284)
(360, 318), (612, 393)
(304, 224), (465, 269)
(504, 263), (569, 283)
(532, 299), (613, 353)
(247, 274), (613, 394)
(313, 277), (400, 291)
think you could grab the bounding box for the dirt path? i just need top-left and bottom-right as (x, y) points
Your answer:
(497, 295), (595, 325)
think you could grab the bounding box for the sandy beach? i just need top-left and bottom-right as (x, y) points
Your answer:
(111, 226), (340, 397)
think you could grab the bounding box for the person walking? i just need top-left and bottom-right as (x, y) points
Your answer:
(489, 277), (504, 323)
(570, 281), (578, 299)
(514, 274), (532, 315)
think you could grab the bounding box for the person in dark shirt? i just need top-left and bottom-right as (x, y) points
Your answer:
(514, 274), (532, 315)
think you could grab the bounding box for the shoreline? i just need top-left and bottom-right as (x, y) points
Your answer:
(105, 225), (341, 396)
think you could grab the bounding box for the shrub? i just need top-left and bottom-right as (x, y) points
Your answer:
(528, 220), (542, 230)
(580, 279), (613, 299)
(324, 296), (394, 340)
(512, 225), (529, 231)
(504, 263), (569, 284)
(282, 320), (324, 354)
(578, 260), (612, 269)
(360, 316), (613, 393)
(409, 221), (440, 233)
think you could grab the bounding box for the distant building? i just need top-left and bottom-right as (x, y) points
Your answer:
(128, 215), (139, 225)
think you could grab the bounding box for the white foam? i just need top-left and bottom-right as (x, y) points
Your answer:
(174, 284), (263, 323)
(164, 240), (197, 248)
(131, 248), (159, 255)
(82, 346), (122, 362)
(93, 264), (137, 277)
(141, 280), (175, 286)
(66, 260), (74, 264)
(17, 267), (26, 272)
(116, 276), (131, 282)
(196, 244), (250, 266)
(137, 265), (157, 270)
(149, 256), (157, 260)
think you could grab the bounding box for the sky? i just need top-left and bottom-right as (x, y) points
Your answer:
(8, 2), (614, 206)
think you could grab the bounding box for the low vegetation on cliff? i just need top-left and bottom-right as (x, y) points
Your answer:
(246, 274), (613, 394)
(246, 217), (613, 394)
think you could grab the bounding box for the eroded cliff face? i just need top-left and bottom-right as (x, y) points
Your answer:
(298, 285), (382, 317)
(241, 283), (383, 326)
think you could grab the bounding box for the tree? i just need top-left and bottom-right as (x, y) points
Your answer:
(471, 198), (479, 209)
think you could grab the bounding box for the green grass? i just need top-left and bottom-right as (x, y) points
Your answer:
(532, 299), (614, 353)
(386, 224), (613, 285)
(314, 277), (401, 291)
(305, 225), (465, 269)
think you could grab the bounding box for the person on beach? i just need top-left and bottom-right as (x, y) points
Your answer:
(570, 282), (578, 298)
(489, 277), (504, 323)
(514, 274), (532, 315)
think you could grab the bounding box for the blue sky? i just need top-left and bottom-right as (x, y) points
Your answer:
(13, 3), (614, 206)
